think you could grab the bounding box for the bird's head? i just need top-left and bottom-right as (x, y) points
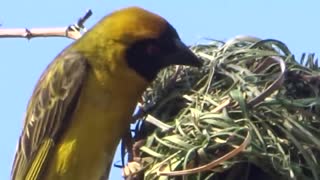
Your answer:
(86, 7), (202, 82)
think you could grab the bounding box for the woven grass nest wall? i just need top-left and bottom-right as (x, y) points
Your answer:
(126, 36), (320, 180)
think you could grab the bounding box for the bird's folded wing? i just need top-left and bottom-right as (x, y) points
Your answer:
(11, 51), (88, 180)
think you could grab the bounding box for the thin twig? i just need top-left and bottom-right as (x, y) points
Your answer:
(0, 10), (92, 40)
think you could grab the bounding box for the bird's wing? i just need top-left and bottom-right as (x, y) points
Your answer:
(11, 51), (88, 180)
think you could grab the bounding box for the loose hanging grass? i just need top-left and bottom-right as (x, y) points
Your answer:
(129, 36), (320, 180)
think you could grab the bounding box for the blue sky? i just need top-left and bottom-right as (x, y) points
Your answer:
(1, 1), (319, 179)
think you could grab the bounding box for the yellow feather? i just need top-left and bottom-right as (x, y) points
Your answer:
(43, 62), (147, 180)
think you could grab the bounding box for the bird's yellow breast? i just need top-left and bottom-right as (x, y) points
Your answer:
(44, 64), (148, 180)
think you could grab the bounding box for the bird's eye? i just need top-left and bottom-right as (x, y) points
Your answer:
(145, 43), (161, 56)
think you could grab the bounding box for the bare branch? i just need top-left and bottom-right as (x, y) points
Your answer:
(0, 10), (92, 40)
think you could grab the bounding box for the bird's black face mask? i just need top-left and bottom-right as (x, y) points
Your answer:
(126, 26), (202, 82)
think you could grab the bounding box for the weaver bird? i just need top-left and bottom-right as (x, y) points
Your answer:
(11, 6), (202, 180)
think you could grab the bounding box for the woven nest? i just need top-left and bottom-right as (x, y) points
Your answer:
(125, 36), (320, 180)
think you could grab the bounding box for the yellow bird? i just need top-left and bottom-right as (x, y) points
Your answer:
(11, 6), (202, 180)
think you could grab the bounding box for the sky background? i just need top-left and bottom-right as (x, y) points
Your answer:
(1, 1), (319, 179)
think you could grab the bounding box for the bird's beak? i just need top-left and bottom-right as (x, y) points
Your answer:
(163, 39), (203, 68)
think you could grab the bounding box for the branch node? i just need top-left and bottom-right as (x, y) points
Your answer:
(25, 28), (32, 39)
(67, 9), (93, 33)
